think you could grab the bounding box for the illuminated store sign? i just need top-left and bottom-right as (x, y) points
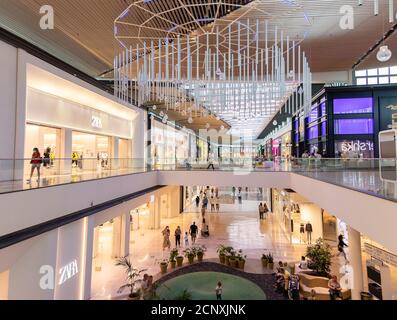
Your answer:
(91, 116), (103, 129)
(341, 141), (374, 152)
(58, 259), (79, 285)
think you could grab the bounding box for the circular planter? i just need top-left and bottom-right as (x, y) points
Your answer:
(219, 254), (226, 264)
(229, 258), (238, 268)
(238, 259), (246, 270)
(160, 263), (168, 274)
(197, 253), (204, 262)
(261, 258), (268, 268)
(187, 255), (195, 264)
(225, 256), (230, 266)
(170, 260), (177, 269)
(176, 256), (184, 267)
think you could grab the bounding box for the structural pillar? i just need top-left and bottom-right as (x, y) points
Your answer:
(60, 128), (72, 175)
(347, 226), (364, 300)
(111, 217), (122, 259)
(112, 137), (119, 170)
(120, 211), (130, 257)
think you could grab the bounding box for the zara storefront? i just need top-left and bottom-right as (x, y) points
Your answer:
(20, 61), (142, 177)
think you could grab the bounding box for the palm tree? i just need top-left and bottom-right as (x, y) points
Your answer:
(116, 256), (147, 299)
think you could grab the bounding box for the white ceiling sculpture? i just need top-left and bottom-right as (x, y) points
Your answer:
(113, 0), (313, 137)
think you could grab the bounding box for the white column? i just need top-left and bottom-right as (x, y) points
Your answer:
(380, 265), (393, 300)
(155, 195), (161, 229)
(83, 216), (95, 300)
(347, 226), (364, 300)
(61, 128), (72, 174)
(112, 137), (120, 170)
(0, 41), (17, 182)
(132, 110), (146, 167)
(111, 217), (122, 259)
(120, 211), (130, 257)
(169, 186), (181, 218)
(14, 49), (28, 180)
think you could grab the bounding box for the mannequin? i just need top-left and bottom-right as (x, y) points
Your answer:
(305, 222), (313, 244)
(300, 223), (305, 243)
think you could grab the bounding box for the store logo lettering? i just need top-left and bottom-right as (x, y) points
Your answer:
(91, 116), (103, 129)
(58, 260), (79, 285)
(341, 141), (373, 152)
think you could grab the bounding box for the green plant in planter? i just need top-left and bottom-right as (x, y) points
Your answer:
(236, 250), (247, 269)
(217, 245), (233, 264)
(169, 248), (179, 268)
(261, 253), (269, 268)
(266, 253), (274, 270)
(228, 249), (238, 268)
(195, 245), (207, 262)
(306, 238), (332, 277)
(160, 259), (168, 274)
(115, 256), (147, 300)
(176, 255), (184, 267)
(183, 247), (196, 264)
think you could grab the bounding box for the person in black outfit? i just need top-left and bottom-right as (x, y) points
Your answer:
(305, 222), (313, 244)
(337, 234), (349, 262)
(190, 222), (198, 244)
(195, 196), (200, 208)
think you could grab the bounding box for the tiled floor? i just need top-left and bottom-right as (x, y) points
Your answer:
(90, 193), (351, 300)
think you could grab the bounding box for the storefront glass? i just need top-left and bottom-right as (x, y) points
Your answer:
(25, 124), (61, 159)
(335, 139), (375, 158)
(72, 132), (111, 169)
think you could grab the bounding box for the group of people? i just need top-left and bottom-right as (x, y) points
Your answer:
(161, 222), (204, 251)
(301, 150), (323, 159)
(196, 187), (221, 214)
(258, 202), (269, 220)
(274, 258), (344, 300)
(27, 147), (57, 183)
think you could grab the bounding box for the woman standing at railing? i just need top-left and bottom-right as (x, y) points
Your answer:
(27, 147), (42, 184)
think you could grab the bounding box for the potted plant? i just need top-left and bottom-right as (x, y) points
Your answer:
(267, 253), (274, 270)
(261, 253), (268, 268)
(183, 247), (196, 264)
(115, 256), (147, 300)
(169, 248), (179, 268)
(306, 238), (332, 277)
(222, 246), (234, 266)
(217, 245), (227, 264)
(195, 245), (207, 262)
(160, 259), (168, 274)
(176, 255), (184, 267)
(236, 250), (247, 270)
(228, 249), (238, 268)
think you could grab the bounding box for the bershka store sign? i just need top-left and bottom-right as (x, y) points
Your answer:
(341, 141), (374, 152)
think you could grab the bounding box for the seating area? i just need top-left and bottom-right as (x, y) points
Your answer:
(298, 273), (351, 300)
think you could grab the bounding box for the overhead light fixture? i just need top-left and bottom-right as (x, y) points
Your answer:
(377, 45), (392, 62)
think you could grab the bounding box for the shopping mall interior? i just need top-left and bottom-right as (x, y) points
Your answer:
(1, 0), (397, 304)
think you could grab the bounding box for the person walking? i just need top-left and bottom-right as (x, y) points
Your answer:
(162, 226), (171, 251)
(258, 203), (264, 220)
(215, 196), (220, 213)
(263, 202), (269, 220)
(195, 195), (200, 208)
(203, 195), (208, 210)
(210, 196), (215, 212)
(43, 147), (51, 168)
(27, 147), (42, 184)
(337, 234), (349, 263)
(175, 226), (182, 248)
(215, 281), (223, 300)
(189, 222), (198, 244)
(207, 152), (215, 170)
(184, 232), (189, 247)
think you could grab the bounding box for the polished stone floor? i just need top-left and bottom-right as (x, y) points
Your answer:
(90, 194), (353, 300)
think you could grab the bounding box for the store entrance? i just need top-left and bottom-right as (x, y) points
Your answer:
(72, 132), (112, 171)
(24, 124), (61, 175)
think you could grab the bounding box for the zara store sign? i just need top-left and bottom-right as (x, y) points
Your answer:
(91, 116), (103, 129)
(341, 140), (374, 152)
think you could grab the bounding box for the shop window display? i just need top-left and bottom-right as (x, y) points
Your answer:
(335, 140), (374, 158)
(333, 97), (373, 114)
(334, 119), (374, 135)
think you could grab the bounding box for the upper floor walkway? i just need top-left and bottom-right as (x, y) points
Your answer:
(1, 158), (396, 203)
(1, 158), (397, 254)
